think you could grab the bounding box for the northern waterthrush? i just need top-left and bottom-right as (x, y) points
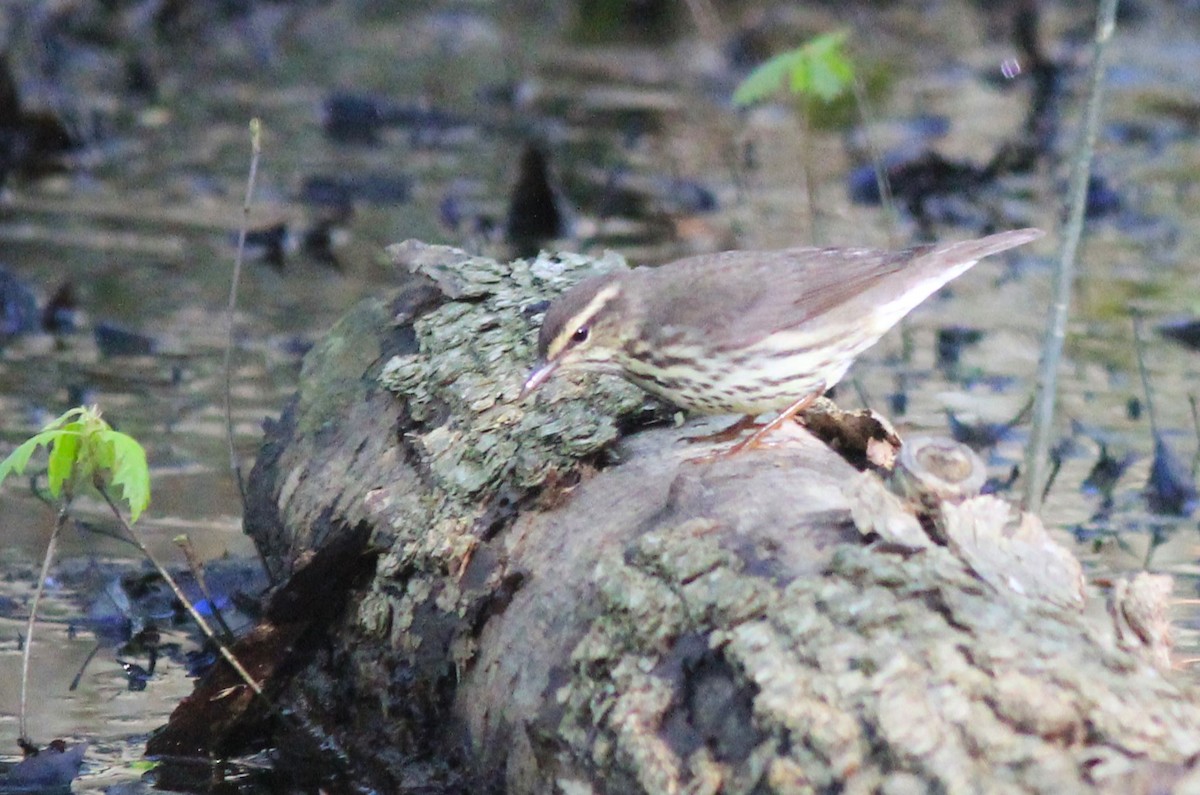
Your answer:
(522, 228), (1043, 451)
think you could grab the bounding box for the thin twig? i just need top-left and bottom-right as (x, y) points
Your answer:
(98, 489), (263, 699)
(91, 480), (359, 777)
(800, 99), (822, 245)
(850, 75), (898, 248)
(1022, 0), (1119, 513)
(19, 501), (70, 742)
(1188, 394), (1200, 478)
(849, 376), (870, 410)
(1143, 524), (1166, 570)
(1131, 311), (1160, 437)
(174, 534), (237, 642)
(68, 642), (103, 691)
(97, 491), (360, 783)
(223, 118), (262, 508)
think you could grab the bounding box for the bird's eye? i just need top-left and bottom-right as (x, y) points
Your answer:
(571, 326), (590, 344)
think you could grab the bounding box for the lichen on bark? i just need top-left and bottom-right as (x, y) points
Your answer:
(380, 241), (647, 500)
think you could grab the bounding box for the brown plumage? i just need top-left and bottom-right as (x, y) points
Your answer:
(523, 229), (1042, 435)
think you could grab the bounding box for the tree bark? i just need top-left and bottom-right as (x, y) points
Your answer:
(240, 241), (1200, 795)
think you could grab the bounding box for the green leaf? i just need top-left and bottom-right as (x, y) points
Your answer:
(808, 44), (855, 101)
(0, 406), (151, 520)
(95, 429), (150, 523)
(46, 428), (81, 497)
(733, 49), (801, 106)
(52, 406), (89, 426)
(0, 434), (53, 484)
(733, 30), (855, 106)
(0, 429), (75, 493)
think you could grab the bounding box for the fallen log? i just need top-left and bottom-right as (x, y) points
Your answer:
(163, 242), (1200, 794)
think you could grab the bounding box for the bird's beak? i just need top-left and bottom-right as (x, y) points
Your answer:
(519, 359), (559, 400)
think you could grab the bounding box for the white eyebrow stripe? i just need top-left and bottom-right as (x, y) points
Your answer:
(547, 282), (622, 356)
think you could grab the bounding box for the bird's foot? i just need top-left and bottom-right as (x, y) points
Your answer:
(684, 387), (824, 463)
(684, 415), (761, 445)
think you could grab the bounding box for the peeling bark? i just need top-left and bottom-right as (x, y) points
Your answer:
(240, 242), (1200, 795)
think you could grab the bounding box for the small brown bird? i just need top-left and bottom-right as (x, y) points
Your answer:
(522, 228), (1043, 452)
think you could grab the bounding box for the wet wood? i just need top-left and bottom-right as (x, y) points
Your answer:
(241, 242), (1200, 794)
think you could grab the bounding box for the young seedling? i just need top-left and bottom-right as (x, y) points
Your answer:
(732, 31), (864, 244)
(732, 30), (855, 109)
(0, 406), (262, 747)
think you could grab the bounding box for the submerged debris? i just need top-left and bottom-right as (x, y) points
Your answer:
(0, 267), (40, 339)
(1144, 435), (1197, 517)
(93, 321), (156, 357)
(1081, 444), (1136, 513)
(945, 398), (1031, 451)
(0, 54), (74, 187)
(505, 143), (574, 257)
(935, 325), (984, 376)
(1157, 316), (1200, 351)
(1, 740), (87, 791)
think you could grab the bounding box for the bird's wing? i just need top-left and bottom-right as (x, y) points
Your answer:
(634, 245), (920, 350)
(634, 230), (1039, 350)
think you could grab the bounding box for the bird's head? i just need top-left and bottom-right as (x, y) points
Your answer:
(520, 272), (629, 399)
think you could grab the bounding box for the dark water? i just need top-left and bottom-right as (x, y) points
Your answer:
(2, 1), (1200, 791)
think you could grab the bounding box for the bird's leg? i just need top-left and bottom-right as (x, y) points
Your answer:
(685, 414), (760, 444)
(685, 383), (825, 463)
(724, 385), (824, 455)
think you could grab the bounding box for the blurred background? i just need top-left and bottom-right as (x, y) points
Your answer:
(1, 0), (1199, 790)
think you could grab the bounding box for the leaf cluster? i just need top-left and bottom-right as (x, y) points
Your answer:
(0, 406), (150, 522)
(733, 30), (855, 107)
